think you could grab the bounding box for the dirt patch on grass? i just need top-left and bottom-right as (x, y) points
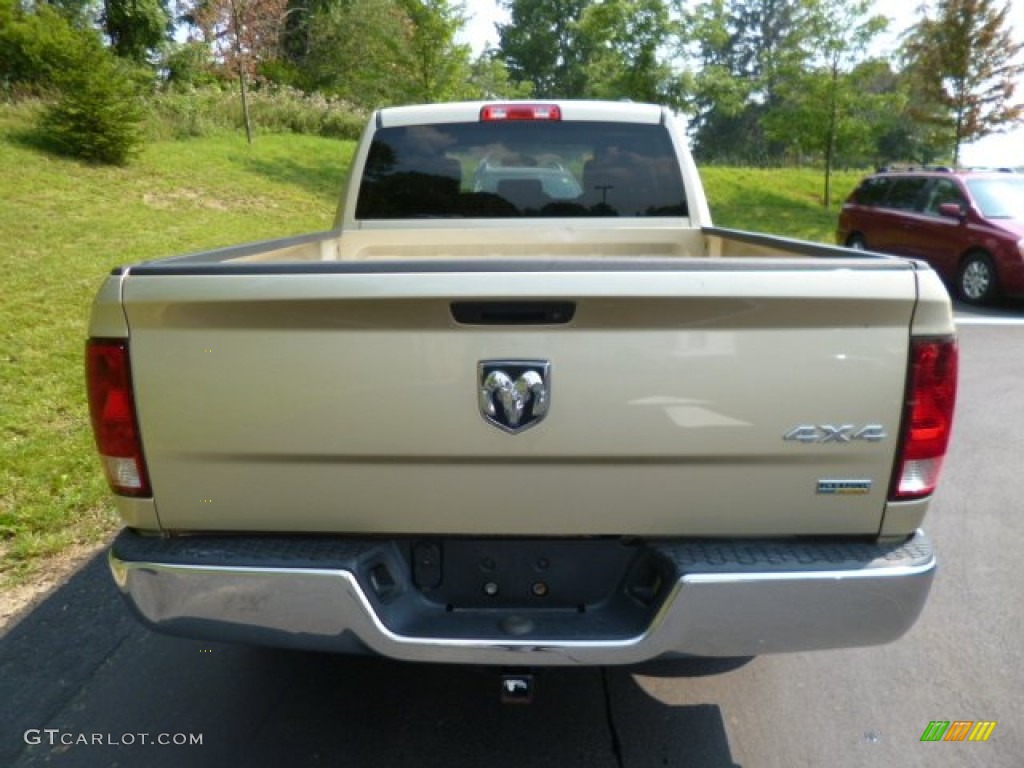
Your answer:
(142, 188), (278, 213)
(143, 188), (232, 211)
(0, 540), (109, 633)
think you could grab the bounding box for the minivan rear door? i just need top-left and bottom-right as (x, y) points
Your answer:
(872, 176), (930, 256)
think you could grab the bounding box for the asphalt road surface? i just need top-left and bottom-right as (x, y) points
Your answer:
(2, 309), (1021, 768)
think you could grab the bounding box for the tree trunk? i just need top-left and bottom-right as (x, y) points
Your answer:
(823, 63), (839, 209)
(238, 62), (253, 146)
(230, 0), (254, 146)
(953, 110), (963, 167)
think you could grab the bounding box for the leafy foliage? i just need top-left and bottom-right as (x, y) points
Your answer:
(301, 0), (418, 108)
(102, 0), (170, 63)
(39, 42), (146, 165)
(144, 85), (366, 140)
(577, 0), (682, 105)
(282, 0), (491, 108)
(397, 0), (474, 102)
(683, 0), (819, 164)
(466, 50), (534, 100)
(495, 0), (686, 107)
(902, 0), (1024, 165)
(190, 0), (289, 142)
(2, 0), (1023, 170)
(497, 0), (592, 97)
(161, 41), (222, 90)
(761, 0), (891, 205)
(0, 0), (94, 94)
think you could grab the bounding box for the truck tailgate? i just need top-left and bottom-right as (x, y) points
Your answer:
(122, 259), (917, 536)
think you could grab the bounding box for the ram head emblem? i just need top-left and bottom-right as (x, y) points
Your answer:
(478, 361), (551, 433)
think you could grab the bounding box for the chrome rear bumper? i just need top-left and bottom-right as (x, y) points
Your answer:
(109, 530), (935, 665)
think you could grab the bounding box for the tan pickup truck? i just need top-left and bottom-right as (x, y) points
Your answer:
(87, 101), (958, 667)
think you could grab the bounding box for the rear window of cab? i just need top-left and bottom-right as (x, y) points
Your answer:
(355, 121), (688, 220)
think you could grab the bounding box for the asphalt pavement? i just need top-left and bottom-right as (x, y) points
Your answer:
(1, 309), (1021, 768)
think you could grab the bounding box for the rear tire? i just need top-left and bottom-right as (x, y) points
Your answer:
(846, 234), (867, 250)
(958, 252), (998, 304)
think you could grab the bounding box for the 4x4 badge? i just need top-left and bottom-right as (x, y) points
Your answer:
(478, 361), (551, 434)
(784, 424), (887, 444)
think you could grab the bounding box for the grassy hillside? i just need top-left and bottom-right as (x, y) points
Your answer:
(0, 105), (353, 585)
(703, 166), (865, 241)
(0, 102), (863, 587)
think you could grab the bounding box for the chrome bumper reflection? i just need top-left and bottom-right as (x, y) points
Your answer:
(109, 530), (935, 665)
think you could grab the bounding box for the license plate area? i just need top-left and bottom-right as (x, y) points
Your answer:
(411, 539), (651, 611)
(358, 538), (673, 640)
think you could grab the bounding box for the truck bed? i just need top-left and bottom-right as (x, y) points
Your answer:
(120, 223), (912, 266)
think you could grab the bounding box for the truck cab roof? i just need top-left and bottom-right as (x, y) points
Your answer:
(377, 100), (666, 128)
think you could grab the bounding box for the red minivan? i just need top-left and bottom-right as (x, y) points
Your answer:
(837, 170), (1024, 303)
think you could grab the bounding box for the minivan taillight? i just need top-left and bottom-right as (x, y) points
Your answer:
(86, 339), (151, 497)
(890, 338), (958, 500)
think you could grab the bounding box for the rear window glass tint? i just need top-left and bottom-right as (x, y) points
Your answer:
(856, 178), (890, 205)
(356, 121), (688, 219)
(883, 178), (928, 211)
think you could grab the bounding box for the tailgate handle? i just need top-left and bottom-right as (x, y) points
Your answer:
(451, 301), (575, 325)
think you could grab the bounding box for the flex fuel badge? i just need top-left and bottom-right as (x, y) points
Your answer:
(817, 479), (873, 496)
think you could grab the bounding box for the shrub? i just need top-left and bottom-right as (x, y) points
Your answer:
(319, 109), (368, 141)
(143, 84), (367, 142)
(39, 43), (144, 165)
(162, 42), (221, 91)
(0, 0), (94, 95)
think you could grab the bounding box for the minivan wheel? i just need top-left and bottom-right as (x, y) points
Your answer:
(958, 252), (998, 304)
(846, 234), (867, 250)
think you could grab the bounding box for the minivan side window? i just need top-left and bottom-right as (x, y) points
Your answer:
(856, 177), (890, 205)
(923, 179), (966, 215)
(883, 177), (929, 211)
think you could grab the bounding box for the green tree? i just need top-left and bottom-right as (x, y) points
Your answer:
(683, 0), (817, 164)
(299, 0), (475, 107)
(39, 37), (145, 164)
(161, 40), (220, 89)
(0, 0), (92, 92)
(903, 0), (1024, 165)
(103, 0), (171, 63)
(466, 49), (534, 99)
(41, 0), (97, 28)
(763, 0), (889, 205)
(303, 0), (415, 108)
(396, 0), (473, 102)
(869, 62), (954, 166)
(577, 0), (683, 105)
(497, 0), (592, 97)
(279, 0), (317, 67)
(191, 0), (288, 142)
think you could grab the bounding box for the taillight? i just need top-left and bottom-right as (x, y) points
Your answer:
(86, 339), (151, 497)
(890, 338), (958, 500)
(480, 104), (561, 122)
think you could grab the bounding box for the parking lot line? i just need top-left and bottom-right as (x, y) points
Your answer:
(955, 315), (1024, 326)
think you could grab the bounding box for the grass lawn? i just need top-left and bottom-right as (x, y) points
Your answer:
(0, 104), (353, 587)
(702, 165), (865, 241)
(0, 101), (865, 590)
